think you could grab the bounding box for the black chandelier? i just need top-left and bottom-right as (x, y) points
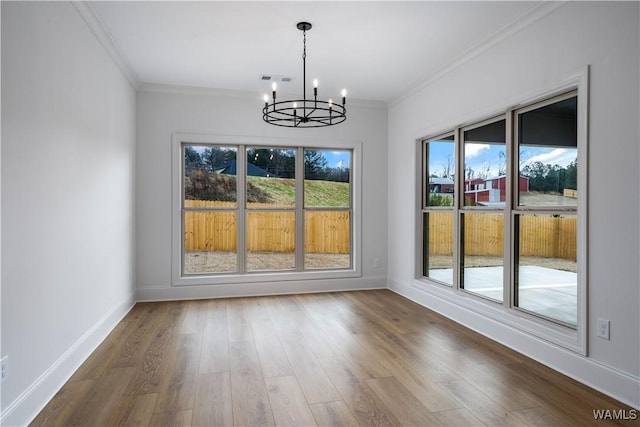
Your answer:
(262, 22), (347, 128)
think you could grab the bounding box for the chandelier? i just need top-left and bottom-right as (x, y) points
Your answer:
(262, 22), (347, 128)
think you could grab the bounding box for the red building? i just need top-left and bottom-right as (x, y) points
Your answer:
(464, 175), (529, 205)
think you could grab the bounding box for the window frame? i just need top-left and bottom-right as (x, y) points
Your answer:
(421, 132), (457, 286)
(172, 134), (362, 286)
(415, 67), (588, 354)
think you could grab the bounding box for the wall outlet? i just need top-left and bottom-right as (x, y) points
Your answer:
(597, 318), (610, 340)
(373, 258), (381, 268)
(1, 356), (7, 383)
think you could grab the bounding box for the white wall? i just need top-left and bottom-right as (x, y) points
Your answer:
(388, 2), (639, 407)
(136, 87), (388, 300)
(1, 2), (136, 425)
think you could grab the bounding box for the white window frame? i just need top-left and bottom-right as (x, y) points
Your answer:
(172, 133), (362, 286)
(414, 67), (588, 354)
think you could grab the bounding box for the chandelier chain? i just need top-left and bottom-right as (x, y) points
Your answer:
(303, 29), (306, 60)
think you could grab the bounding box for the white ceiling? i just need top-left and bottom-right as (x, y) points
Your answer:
(91, 1), (543, 103)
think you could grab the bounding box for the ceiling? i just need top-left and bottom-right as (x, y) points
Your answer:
(91, 1), (543, 103)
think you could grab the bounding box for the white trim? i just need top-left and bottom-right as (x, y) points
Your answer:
(139, 83), (387, 110)
(172, 133), (363, 287)
(0, 294), (135, 427)
(389, 278), (639, 410)
(72, 1), (140, 90)
(388, 1), (566, 107)
(137, 276), (386, 302)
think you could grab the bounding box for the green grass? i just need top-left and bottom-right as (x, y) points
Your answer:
(247, 176), (349, 207)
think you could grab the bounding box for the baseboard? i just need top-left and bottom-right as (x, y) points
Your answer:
(137, 275), (387, 302)
(388, 278), (640, 410)
(0, 293), (136, 427)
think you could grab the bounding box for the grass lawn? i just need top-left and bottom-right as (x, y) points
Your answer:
(247, 176), (349, 207)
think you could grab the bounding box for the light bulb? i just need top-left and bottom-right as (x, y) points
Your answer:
(263, 94), (269, 103)
(293, 102), (297, 109)
(341, 89), (347, 97)
(272, 82), (277, 91)
(328, 99), (333, 106)
(313, 79), (318, 88)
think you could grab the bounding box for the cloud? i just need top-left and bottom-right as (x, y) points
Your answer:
(522, 148), (576, 168)
(465, 143), (491, 158)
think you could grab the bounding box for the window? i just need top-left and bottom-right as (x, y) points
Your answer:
(418, 87), (585, 349)
(461, 118), (506, 302)
(422, 134), (455, 285)
(304, 149), (352, 270)
(174, 137), (359, 284)
(514, 93), (578, 327)
(183, 145), (238, 274)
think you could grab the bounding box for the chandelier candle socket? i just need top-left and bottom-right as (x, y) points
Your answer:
(262, 22), (347, 128)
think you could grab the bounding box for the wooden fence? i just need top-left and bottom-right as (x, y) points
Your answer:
(427, 212), (576, 260)
(185, 200), (576, 260)
(184, 200), (350, 254)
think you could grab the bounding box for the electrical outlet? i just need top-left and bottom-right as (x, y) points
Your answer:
(373, 258), (381, 268)
(597, 319), (610, 340)
(1, 356), (7, 383)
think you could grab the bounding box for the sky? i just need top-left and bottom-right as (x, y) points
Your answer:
(323, 150), (350, 169)
(429, 139), (577, 179)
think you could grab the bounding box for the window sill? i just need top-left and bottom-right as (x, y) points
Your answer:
(412, 277), (585, 355)
(173, 268), (362, 287)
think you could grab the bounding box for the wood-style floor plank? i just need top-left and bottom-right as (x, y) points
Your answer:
(309, 401), (360, 427)
(192, 372), (233, 427)
(66, 366), (137, 426)
(149, 410), (193, 427)
(265, 376), (317, 426)
(30, 379), (94, 427)
(30, 290), (637, 427)
(154, 333), (202, 413)
(228, 340), (275, 426)
(108, 393), (158, 426)
(251, 318), (295, 379)
(366, 376), (444, 426)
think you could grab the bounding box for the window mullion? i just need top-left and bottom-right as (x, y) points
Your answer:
(453, 127), (461, 290)
(237, 144), (247, 274)
(504, 110), (514, 307)
(295, 147), (304, 271)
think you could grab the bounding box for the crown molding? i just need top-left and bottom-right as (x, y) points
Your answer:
(388, 1), (567, 108)
(72, 1), (140, 90)
(139, 82), (387, 110)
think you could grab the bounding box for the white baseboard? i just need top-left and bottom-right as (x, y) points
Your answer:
(137, 275), (387, 302)
(388, 278), (640, 410)
(1, 293), (136, 427)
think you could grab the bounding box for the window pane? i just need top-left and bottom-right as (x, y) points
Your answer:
(304, 149), (351, 208)
(463, 120), (506, 207)
(184, 145), (237, 207)
(515, 214), (577, 326)
(426, 135), (455, 207)
(518, 96), (578, 207)
(247, 211), (295, 271)
(461, 213), (503, 302)
(305, 211), (350, 270)
(183, 211), (237, 274)
(423, 212), (454, 285)
(247, 147), (296, 208)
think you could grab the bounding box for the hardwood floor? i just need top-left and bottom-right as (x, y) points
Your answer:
(31, 290), (637, 426)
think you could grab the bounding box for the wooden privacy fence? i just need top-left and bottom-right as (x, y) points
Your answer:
(184, 200), (350, 254)
(428, 213), (577, 260)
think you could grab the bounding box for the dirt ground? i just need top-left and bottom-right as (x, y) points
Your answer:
(184, 251), (350, 274)
(184, 251), (575, 274)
